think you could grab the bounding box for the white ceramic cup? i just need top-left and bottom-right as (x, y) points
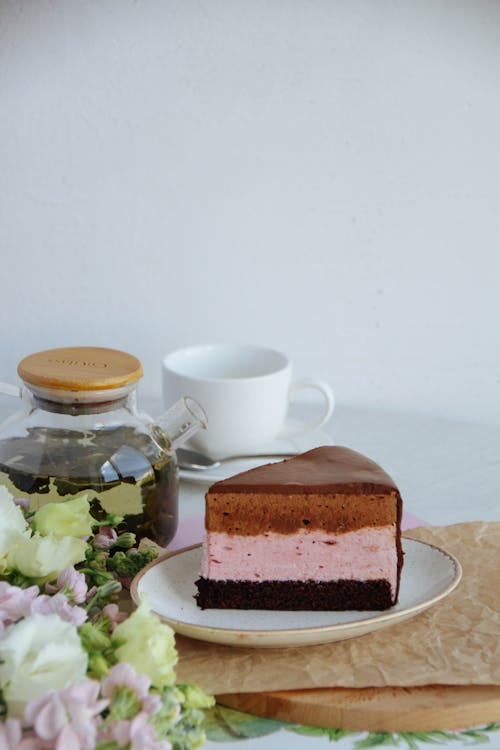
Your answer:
(161, 344), (335, 459)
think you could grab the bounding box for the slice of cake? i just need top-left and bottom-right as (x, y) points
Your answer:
(195, 446), (403, 611)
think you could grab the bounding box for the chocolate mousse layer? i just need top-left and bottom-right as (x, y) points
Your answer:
(206, 446), (402, 536)
(205, 492), (398, 535)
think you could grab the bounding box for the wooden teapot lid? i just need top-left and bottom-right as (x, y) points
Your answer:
(18, 347), (143, 391)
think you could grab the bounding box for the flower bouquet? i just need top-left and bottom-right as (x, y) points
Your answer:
(0, 488), (214, 750)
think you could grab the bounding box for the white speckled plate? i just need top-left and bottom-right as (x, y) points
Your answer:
(130, 539), (461, 648)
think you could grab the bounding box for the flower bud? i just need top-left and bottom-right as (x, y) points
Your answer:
(93, 526), (118, 550)
(114, 533), (136, 549)
(87, 652), (110, 679)
(79, 621), (112, 651)
(96, 580), (122, 599)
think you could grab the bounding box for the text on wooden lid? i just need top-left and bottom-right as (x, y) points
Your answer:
(17, 347), (144, 390)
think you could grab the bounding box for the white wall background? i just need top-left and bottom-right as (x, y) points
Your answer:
(1, 0), (499, 423)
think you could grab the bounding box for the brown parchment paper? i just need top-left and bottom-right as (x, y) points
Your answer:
(175, 522), (500, 694)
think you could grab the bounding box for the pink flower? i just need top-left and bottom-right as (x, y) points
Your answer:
(14, 497), (30, 511)
(93, 527), (118, 549)
(101, 662), (151, 701)
(45, 567), (88, 604)
(30, 593), (87, 626)
(0, 719), (22, 749)
(23, 680), (108, 750)
(105, 713), (171, 750)
(0, 717), (53, 750)
(0, 583), (39, 631)
(101, 603), (127, 629)
(101, 663), (161, 716)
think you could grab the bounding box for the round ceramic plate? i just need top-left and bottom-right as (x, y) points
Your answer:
(130, 539), (462, 648)
(179, 425), (333, 484)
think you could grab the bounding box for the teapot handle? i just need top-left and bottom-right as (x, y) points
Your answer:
(0, 383), (22, 399)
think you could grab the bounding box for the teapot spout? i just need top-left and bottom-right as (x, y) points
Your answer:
(155, 396), (207, 450)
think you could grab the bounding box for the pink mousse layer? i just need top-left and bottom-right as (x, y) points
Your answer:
(202, 526), (398, 596)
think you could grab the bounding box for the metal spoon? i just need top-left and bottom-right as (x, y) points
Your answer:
(176, 448), (221, 470)
(176, 447), (294, 471)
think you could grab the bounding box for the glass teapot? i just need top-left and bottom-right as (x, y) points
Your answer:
(0, 346), (207, 546)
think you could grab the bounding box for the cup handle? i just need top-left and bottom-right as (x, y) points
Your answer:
(285, 377), (335, 436)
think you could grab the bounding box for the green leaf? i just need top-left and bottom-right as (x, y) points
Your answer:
(203, 707), (242, 741)
(402, 732), (448, 744)
(354, 733), (399, 748)
(203, 709), (500, 748)
(483, 722), (500, 731)
(289, 724), (358, 741)
(288, 725), (329, 737)
(459, 729), (492, 744)
(398, 734), (423, 750)
(204, 705), (285, 741)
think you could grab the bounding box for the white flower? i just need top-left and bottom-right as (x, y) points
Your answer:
(6, 532), (87, 582)
(0, 613), (88, 717)
(113, 597), (178, 689)
(0, 487), (30, 570)
(33, 495), (94, 540)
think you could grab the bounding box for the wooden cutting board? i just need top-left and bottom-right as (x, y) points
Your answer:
(217, 685), (500, 732)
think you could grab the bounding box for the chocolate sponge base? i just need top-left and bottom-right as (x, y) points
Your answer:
(195, 577), (395, 611)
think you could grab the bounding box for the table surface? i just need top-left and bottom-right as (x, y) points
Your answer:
(1, 397), (498, 749)
(172, 403), (499, 750)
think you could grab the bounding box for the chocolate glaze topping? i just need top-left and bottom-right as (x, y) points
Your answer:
(211, 445), (398, 495)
